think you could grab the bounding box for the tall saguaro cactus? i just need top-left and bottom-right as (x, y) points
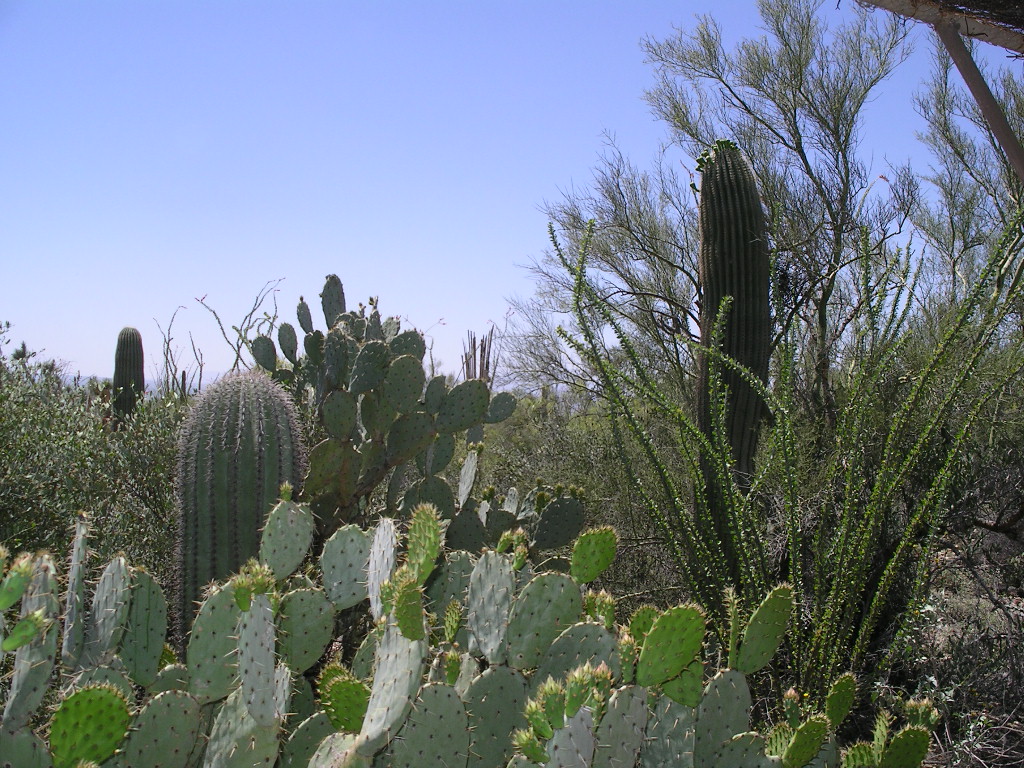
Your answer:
(695, 140), (772, 578)
(111, 326), (144, 427)
(173, 370), (307, 644)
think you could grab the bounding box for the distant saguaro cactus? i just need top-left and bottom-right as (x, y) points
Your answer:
(695, 140), (772, 580)
(173, 370), (307, 644)
(111, 326), (144, 428)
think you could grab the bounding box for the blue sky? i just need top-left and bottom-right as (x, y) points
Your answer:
(0, 1), (1015, 384)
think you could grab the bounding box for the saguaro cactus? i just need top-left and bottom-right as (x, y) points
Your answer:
(111, 326), (144, 427)
(695, 140), (772, 581)
(173, 370), (307, 644)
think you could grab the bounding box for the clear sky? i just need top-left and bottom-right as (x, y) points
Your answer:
(0, 1), (1016, 385)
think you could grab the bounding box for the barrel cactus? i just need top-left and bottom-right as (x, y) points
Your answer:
(173, 370), (307, 645)
(111, 326), (145, 427)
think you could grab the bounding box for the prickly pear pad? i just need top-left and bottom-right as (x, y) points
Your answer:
(118, 690), (202, 768)
(695, 669), (752, 764)
(186, 582), (240, 704)
(467, 551), (515, 665)
(321, 524), (371, 611)
(389, 683), (470, 768)
(506, 572), (583, 670)
(436, 379), (489, 433)
(533, 622), (621, 693)
(259, 499), (316, 581)
(119, 568), (167, 688)
(278, 588), (335, 673)
(782, 714), (830, 768)
(48, 684), (130, 768)
(570, 526), (619, 584)
(735, 584), (793, 674)
(593, 684), (649, 768)
(358, 622), (426, 755)
(636, 604), (705, 687)
(463, 665), (529, 768)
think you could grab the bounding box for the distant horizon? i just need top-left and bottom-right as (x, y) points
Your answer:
(2, 1), (1016, 385)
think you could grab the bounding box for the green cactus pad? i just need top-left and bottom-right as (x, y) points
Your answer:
(320, 665), (371, 733)
(383, 355), (427, 414)
(393, 575), (426, 641)
(485, 391), (517, 423)
(279, 588), (336, 673)
(660, 657), (705, 708)
(706, 732), (772, 768)
(506, 573), (583, 670)
(424, 551), (474, 647)
(436, 379), (489, 433)
(593, 685), (649, 768)
(463, 665), (529, 768)
(2, 554), (59, 732)
(321, 274), (347, 326)
(280, 712), (336, 768)
(546, 707), (596, 768)
(390, 683), (471, 768)
(305, 438), (360, 502)
(423, 375), (448, 415)
(278, 322), (299, 363)
(297, 297), (314, 334)
(533, 623), (621, 694)
(148, 663), (188, 695)
(238, 593), (278, 727)
(636, 604), (705, 687)
(386, 411), (436, 466)
(445, 503), (488, 553)
(349, 340), (390, 395)
(204, 686), (282, 768)
(694, 669), (752, 765)
(118, 690), (202, 768)
(822, 673), (856, 731)
(406, 503), (443, 585)
(308, 733), (367, 768)
(49, 684), (130, 768)
(259, 499), (316, 581)
(639, 695), (695, 768)
(388, 329), (426, 361)
(627, 605), (659, 643)
(252, 334), (277, 371)
(119, 568), (168, 688)
(570, 527), (619, 584)
(735, 584), (793, 674)
(879, 727), (931, 768)
(421, 432), (456, 476)
(358, 622), (427, 755)
(467, 551), (516, 665)
(186, 582), (240, 704)
(368, 518), (399, 621)
(458, 448), (479, 506)
(781, 714), (830, 768)
(532, 496), (586, 550)
(61, 516), (89, 671)
(321, 524), (371, 610)
(0, 726), (53, 768)
(81, 556), (131, 668)
(71, 663), (135, 702)
(322, 389), (358, 441)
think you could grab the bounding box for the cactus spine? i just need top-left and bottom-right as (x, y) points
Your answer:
(173, 370), (307, 644)
(111, 326), (144, 427)
(695, 140), (772, 582)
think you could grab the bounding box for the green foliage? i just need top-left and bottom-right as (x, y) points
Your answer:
(0, 332), (182, 577)
(558, 200), (1024, 703)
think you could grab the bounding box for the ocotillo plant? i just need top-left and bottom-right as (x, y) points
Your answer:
(111, 326), (145, 428)
(173, 369), (307, 645)
(694, 139), (772, 585)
